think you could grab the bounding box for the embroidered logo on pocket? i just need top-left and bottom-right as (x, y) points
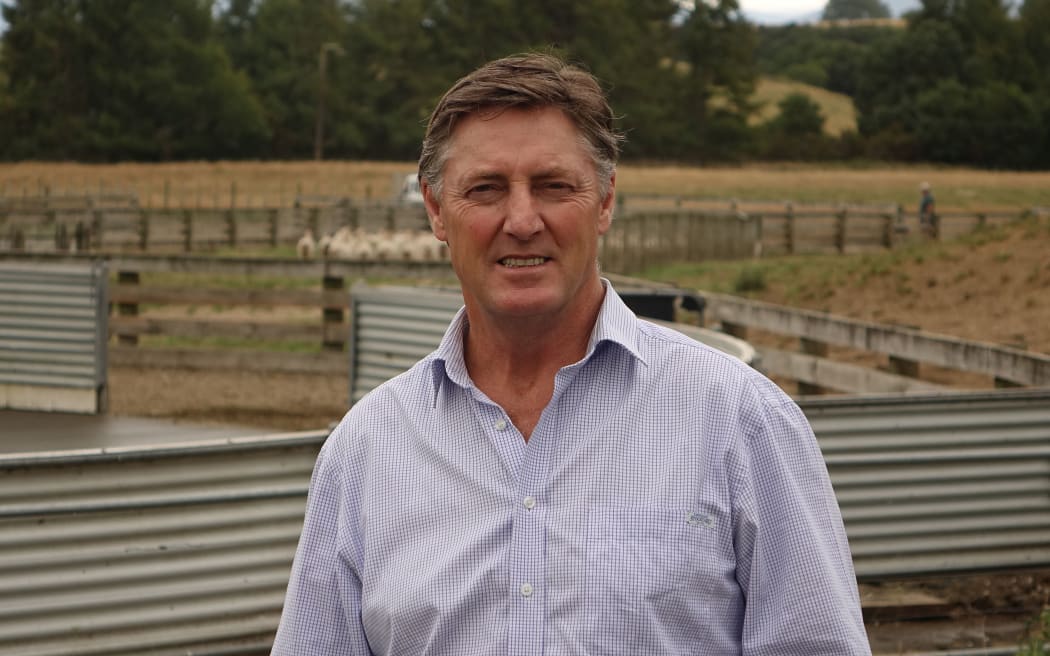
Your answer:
(686, 512), (715, 529)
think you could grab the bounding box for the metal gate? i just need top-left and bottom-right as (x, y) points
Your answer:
(0, 261), (108, 413)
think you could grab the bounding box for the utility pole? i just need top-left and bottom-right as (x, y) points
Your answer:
(314, 41), (345, 161)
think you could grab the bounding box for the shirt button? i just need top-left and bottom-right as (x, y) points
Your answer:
(495, 419), (508, 431)
(520, 582), (533, 597)
(523, 496), (536, 510)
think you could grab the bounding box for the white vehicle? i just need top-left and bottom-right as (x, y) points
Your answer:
(397, 173), (424, 207)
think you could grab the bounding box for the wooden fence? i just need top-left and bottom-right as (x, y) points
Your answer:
(0, 197), (1033, 270)
(1, 253), (1041, 397)
(699, 290), (1050, 394)
(0, 201), (429, 254)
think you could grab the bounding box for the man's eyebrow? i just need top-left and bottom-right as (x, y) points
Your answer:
(532, 166), (575, 179)
(457, 169), (505, 183)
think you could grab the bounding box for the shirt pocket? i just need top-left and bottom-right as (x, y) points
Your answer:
(584, 505), (733, 654)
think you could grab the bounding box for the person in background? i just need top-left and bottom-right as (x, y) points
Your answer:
(272, 52), (872, 655)
(919, 181), (937, 238)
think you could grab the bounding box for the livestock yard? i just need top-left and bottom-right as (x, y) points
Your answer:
(2, 161), (1050, 655)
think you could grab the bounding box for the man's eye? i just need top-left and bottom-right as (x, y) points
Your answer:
(540, 182), (573, 195)
(468, 184), (499, 196)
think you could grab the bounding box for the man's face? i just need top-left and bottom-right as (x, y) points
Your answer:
(423, 106), (615, 324)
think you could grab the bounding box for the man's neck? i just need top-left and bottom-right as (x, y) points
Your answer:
(461, 281), (606, 438)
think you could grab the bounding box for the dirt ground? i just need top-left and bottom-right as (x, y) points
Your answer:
(104, 215), (1050, 653)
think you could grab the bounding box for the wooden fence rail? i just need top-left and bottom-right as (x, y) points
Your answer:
(0, 199), (1034, 272)
(702, 290), (1050, 392)
(1, 253), (1045, 395)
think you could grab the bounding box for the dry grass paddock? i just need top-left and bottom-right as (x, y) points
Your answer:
(2, 161), (1049, 212)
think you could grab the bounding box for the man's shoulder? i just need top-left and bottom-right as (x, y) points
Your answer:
(353, 354), (437, 410)
(632, 317), (790, 405)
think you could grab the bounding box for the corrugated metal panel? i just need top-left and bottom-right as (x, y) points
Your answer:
(0, 262), (108, 413)
(348, 283), (759, 404)
(801, 389), (1050, 579)
(3, 392), (1049, 652)
(348, 284), (464, 404)
(0, 432), (326, 656)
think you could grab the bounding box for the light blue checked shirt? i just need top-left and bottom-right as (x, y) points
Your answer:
(273, 283), (871, 655)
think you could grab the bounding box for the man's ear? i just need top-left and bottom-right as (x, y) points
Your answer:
(597, 172), (616, 236)
(422, 180), (446, 241)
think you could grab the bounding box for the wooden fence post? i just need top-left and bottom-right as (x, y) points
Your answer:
(798, 337), (829, 396)
(835, 207), (847, 254)
(752, 214), (764, 258)
(115, 270), (140, 346)
(268, 209), (279, 247)
(881, 213), (893, 249)
(138, 210), (150, 251)
(784, 202), (795, 255)
(91, 210), (104, 250)
(322, 274), (346, 351)
(8, 226), (24, 250)
(888, 355), (920, 379)
(225, 209), (237, 247)
(308, 207), (321, 237)
(54, 222), (69, 251)
(721, 321), (747, 340)
(181, 209), (193, 253)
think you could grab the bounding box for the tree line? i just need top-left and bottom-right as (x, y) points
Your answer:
(1, 0), (1048, 169)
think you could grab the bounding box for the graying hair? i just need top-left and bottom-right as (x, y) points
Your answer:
(419, 52), (622, 201)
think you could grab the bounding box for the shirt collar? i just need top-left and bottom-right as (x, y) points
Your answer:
(428, 279), (646, 404)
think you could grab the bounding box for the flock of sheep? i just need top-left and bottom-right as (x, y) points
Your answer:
(296, 227), (449, 262)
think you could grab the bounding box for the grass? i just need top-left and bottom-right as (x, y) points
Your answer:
(643, 251), (847, 299)
(2, 161), (1049, 212)
(639, 231), (971, 307)
(1018, 607), (1050, 655)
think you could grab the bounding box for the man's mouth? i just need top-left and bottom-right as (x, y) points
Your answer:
(499, 257), (548, 268)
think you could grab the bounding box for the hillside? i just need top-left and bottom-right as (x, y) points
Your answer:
(645, 214), (1050, 355)
(750, 76), (858, 136)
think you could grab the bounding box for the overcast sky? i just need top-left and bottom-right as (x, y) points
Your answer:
(739, 0), (825, 13)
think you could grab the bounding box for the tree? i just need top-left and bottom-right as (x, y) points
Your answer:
(1019, 0), (1050, 91)
(772, 93), (826, 136)
(675, 0), (757, 161)
(0, 0), (269, 160)
(913, 79), (1044, 168)
(822, 0), (891, 20)
(758, 92), (835, 160)
(337, 0), (686, 162)
(217, 0), (348, 158)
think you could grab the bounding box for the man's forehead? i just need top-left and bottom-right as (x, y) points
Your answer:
(443, 108), (589, 173)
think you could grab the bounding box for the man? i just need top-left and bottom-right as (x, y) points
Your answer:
(919, 182), (937, 238)
(273, 53), (871, 655)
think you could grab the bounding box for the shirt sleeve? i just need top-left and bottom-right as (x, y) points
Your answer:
(732, 386), (872, 656)
(272, 438), (373, 655)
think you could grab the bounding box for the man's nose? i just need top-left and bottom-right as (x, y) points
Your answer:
(503, 185), (543, 239)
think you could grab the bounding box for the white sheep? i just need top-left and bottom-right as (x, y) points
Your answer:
(296, 229), (316, 259)
(320, 228), (448, 262)
(317, 233), (333, 258)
